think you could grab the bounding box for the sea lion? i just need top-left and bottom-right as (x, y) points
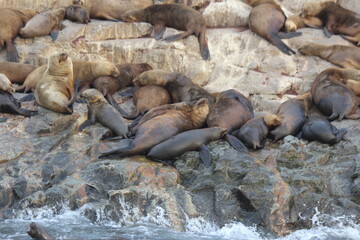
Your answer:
(269, 92), (312, 141)
(147, 127), (227, 167)
(132, 70), (215, 106)
(35, 52), (76, 114)
(92, 63), (153, 112)
(19, 8), (66, 41)
(0, 8), (37, 62)
(16, 60), (120, 93)
(82, 0), (153, 21)
(79, 89), (128, 138)
(299, 115), (347, 144)
(99, 98), (209, 159)
(242, 0), (302, 55)
(0, 90), (37, 118)
(311, 68), (360, 121)
(65, 5), (90, 24)
(122, 85), (171, 119)
(0, 62), (37, 84)
(284, 15), (323, 32)
(299, 43), (360, 70)
(120, 4), (210, 60)
(0, 74), (15, 93)
(207, 89), (254, 152)
(232, 113), (281, 149)
(300, 2), (360, 45)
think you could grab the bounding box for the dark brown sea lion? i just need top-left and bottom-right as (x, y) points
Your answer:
(0, 90), (37, 118)
(0, 62), (37, 84)
(207, 89), (254, 152)
(299, 114), (347, 144)
(299, 43), (360, 69)
(0, 8), (37, 62)
(243, 0), (302, 55)
(120, 4), (210, 60)
(232, 113), (281, 149)
(99, 98), (209, 159)
(65, 5), (91, 24)
(300, 2), (360, 45)
(79, 89), (128, 138)
(147, 127), (227, 167)
(132, 70), (215, 106)
(122, 85), (171, 119)
(269, 93), (312, 141)
(311, 68), (360, 121)
(19, 8), (66, 41)
(92, 63), (153, 112)
(0, 74), (15, 93)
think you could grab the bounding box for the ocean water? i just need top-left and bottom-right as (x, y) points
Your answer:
(1, 203), (359, 240)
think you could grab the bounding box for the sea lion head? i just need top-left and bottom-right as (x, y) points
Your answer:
(298, 43), (321, 55)
(81, 89), (106, 104)
(133, 70), (168, 86)
(105, 62), (120, 78)
(120, 9), (145, 23)
(73, 0), (84, 5)
(263, 114), (281, 127)
(285, 16), (299, 32)
(211, 127), (227, 140)
(191, 98), (210, 126)
(47, 51), (73, 74)
(0, 74), (15, 93)
(296, 92), (313, 110)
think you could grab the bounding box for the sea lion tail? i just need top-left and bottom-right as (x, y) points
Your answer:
(269, 34), (296, 55)
(199, 30), (210, 60)
(224, 134), (248, 153)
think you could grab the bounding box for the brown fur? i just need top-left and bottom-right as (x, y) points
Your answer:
(0, 8), (37, 62)
(0, 74), (15, 93)
(66, 5), (90, 24)
(285, 15), (323, 32)
(270, 93), (312, 141)
(331, 68), (360, 96)
(35, 52), (75, 114)
(311, 68), (360, 121)
(121, 4), (210, 60)
(0, 62), (36, 84)
(19, 8), (65, 39)
(299, 43), (360, 69)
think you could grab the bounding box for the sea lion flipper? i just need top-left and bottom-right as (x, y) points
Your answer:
(153, 22), (166, 40)
(224, 134), (248, 153)
(105, 94), (130, 116)
(163, 30), (193, 42)
(50, 29), (60, 41)
(117, 86), (140, 97)
(323, 27), (333, 38)
(277, 31), (302, 39)
(336, 128), (348, 142)
(199, 144), (212, 168)
(269, 35), (296, 55)
(80, 106), (95, 131)
(19, 92), (35, 102)
(5, 41), (19, 62)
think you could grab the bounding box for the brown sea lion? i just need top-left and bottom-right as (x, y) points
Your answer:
(122, 85), (171, 119)
(269, 93), (312, 141)
(121, 4), (210, 60)
(0, 62), (37, 84)
(19, 8), (66, 41)
(242, 0), (302, 55)
(92, 63), (153, 112)
(0, 8), (37, 62)
(232, 113), (281, 149)
(82, 0), (153, 21)
(65, 5), (90, 24)
(99, 98), (209, 159)
(132, 70), (215, 106)
(299, 43), (360, 69)
(299, 114), (347, 144)
(207, 89), (254, 152)
(0, 90), (37, 118)
(79, 89), (128, 138)
(35, 52), (76, 114)
(147, 127), (227, 167)
(311, 68), (360, 120)
(16, 60), (120, 93)
(0, 74), (15, 93)
(300, 2), (360, 45)
(284, 15), (323, 32)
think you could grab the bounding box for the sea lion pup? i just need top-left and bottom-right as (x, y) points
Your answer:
(147, 127), (227, 167)
(284, 15), (323, 32)
(299, 115), (347, 144)
(35, 52), (77, 114)
(122, 85), (171, 119)
(242, 0), (302, 55)
(0, 74), (15, 93)
(132, 70), (215, 106)
(0, 8), (37, 62)
(65, 5), (90, 24)
(79, 89), (128, 138)
(99, 98), (209, 159)
(19, 8), (66, 41)
(311, 68), (360, 121)
(92, 63), (153, 112)
(120, 4), (210, 60)
(0, 62), (37, 85)
(269, 93), (312, 141)
(300, 2), (360, 45)
(206, 89), (254, 153)
(299, 43), (360, 70)
(232, 113), (281, 149)
(0, 90), (37, 118)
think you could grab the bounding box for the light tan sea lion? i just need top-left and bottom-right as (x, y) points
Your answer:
(0, 74), (15, 93)
(0, 62), (36, 84)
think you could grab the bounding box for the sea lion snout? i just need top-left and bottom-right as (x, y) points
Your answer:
(59, 53), (68, 62)
(111, 68), (120, 78)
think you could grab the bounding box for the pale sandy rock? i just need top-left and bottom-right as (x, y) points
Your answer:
(1, 0), (74, 11)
